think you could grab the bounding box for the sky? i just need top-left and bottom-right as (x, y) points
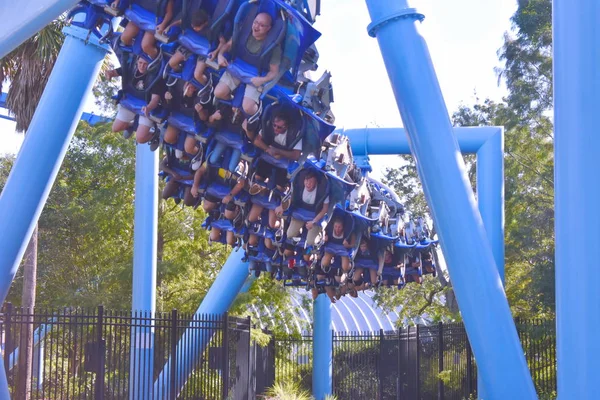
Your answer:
(0, 0), (518, 177)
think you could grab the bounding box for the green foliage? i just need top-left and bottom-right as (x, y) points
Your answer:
(263, 381), (313, 400)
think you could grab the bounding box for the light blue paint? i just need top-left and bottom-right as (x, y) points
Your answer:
(129, 144), (159, 400)
(363, 1), (535, 398)
(476, 129), (505, 281)
(0, 24), (108, 398)
(475, 127), (505, 399)
(0, 25), (108, 305)
(342, 126), (501, 155)
(0, 360), (7, 400)
(153, 250), (250, 398)
(8, 319), (55, 371)
(312, 294), (332, 400)
(553, 0), (600, 398)
(0, 0), (79, 59)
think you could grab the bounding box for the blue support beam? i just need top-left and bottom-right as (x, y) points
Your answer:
(554, 0), (600, 398)
(362, 1), (535, 398)
(129, 145), (159, 400)
(0, 0), (79, 59)
(153, 250), (250, 398)
(312, 294), (333, 400)
(346, 126), (505, 399)
(343, 126), (501, 155)
(0, 24), (108, 398)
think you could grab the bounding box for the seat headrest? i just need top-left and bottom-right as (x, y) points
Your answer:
(257, 0), (277, 20)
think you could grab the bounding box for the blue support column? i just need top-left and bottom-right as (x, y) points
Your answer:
(0, 0), (79, 59)
(363, 1), (536, 398)
(477, 129), (505, 281)
(476, 129), (505, 398)
(153, 250), (250, 398)
(0, 360), (7, 400)
(554, 0), (600, 398)
(312, 294), (333, 400)
(0, 25), (108, 306)
(129, 145), (159, 400)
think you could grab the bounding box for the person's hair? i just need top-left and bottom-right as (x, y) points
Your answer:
(332, 218), (344, 227)
(191, 9), (210, 28)
(272, 109), (291, 126)
(304, 170), (319, 181)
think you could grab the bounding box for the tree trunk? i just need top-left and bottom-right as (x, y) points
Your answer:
(17, 224), (37, 400)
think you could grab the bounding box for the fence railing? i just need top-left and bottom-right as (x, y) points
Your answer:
(0, 304), (557, 400)
(0, 304), (274, 400)
(274, 320), (556, 400)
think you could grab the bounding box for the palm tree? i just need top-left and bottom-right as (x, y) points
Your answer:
(0, 18), (65, 400)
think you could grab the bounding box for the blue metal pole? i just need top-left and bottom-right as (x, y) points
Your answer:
(0, 0), (79, 59)
(153, 250), (250, 398)
(477, 129), (505, 281)
(343, 126), (501, 155)
(554, 0), (600, 398)
(0, 360), (8, 400)
(363, 1), (536, 398)
(312, 294), (333, 400)
(129, 144), (159, 400)
(476, 128), (505, 399)
(0, 25), (108, 306)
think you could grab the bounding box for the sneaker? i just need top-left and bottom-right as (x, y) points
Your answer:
(123, 127), (134, 140)
(149, 138), (160, 152)
(192, 159), (202, 171)
(175, 149), (183, 159)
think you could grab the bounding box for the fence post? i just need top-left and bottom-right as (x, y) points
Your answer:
(467, 333), (474, 396)
(415, 325), (420, 399)
(95, 305), (105, 400)
(222, 312), (229, 399)
(169, 309), (178, 400)
(397, 327), (402, 400)
(247, 316), (252, 398)
(3, 303), (12, 380)
(438, 322), (444, 400)
(379, 329), (384, 400)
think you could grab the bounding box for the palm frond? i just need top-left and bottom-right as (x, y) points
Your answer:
(1, 20), (66, 132)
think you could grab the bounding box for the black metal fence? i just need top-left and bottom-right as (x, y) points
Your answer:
(0, 304), (557, 400)
(274, 320), (556, 400)
(0, 304), (274, 399)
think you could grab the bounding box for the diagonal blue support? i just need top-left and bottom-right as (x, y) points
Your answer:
(554, 0), (600, 397)
(362, 1), (535, 398)
(0, 24), (109, 398)
(0, 0), (79, 59)
(153, 250), (250, 398)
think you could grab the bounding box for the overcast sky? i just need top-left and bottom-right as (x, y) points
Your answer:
(0, 0), (518, 176)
